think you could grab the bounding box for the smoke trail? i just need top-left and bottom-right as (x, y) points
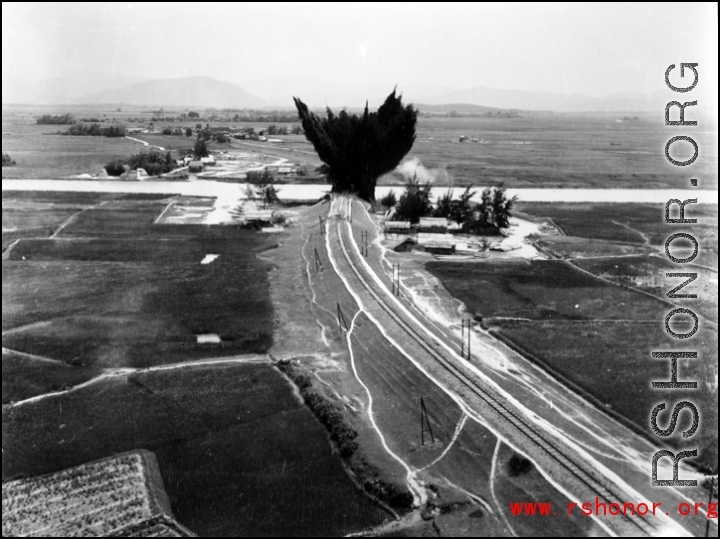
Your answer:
(396, 157), (451, 186)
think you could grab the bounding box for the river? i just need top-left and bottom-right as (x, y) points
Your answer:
(2, 179), (717, 204)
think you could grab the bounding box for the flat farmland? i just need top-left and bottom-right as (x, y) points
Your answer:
(2, 196), (277, 394)
(6, 105), (719, 188)
(2, 349), (100, 405)
(380, 113), (718, 189)
(425, 259), (665, 321)
(2, 363), (390, 537)
(518, 202), (718, 268)
(573, 255), (718, 322)
(2, 116), (143, 179)
(1, 191), (175, 250)
(425, 259), (718, 469)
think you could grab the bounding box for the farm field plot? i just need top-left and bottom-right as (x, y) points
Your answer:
(2, 363), (390, 537)
(2, 195), (276, 385)
(2, 191), (176, 250)
(573, 255), (718, 322)
(2, 349), (100, 405)
(2, 449), (192, 537)
(425, 259), (666, 321)
(532, 235), (655, 259)
(379, 114), (718, 189)
(2, 117), (143, 179)
(518, 202), (718, 268)
(425, 259), (718, 469)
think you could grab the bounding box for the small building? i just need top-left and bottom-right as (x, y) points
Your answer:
(200, 155), (216, 166)
(244, 209), (274, 223)
(424, 242), (455, 255)
(419, 217), (448, 234)
(277, 166), (293, 175)
(384, 221), (412, 234)
(120, 168), (148, 181)
(394, 238), (416, 252)
(188, 161), (205, 173)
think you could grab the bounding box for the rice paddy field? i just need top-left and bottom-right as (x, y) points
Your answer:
(2, 190), (392, 536)
(2, 363), (390, 537)
(3, 195), (277, 382)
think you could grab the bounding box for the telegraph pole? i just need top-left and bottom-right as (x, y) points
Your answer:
(336, 302), (350, 332)
(420, 396), (435, 446)
(314, 248), (324, 273)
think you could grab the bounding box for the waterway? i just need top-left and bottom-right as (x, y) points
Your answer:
(2, 179), (717, 204)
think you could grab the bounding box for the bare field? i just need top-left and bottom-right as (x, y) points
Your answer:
(2, 450), (191, 537)
(6, 106), (718, 188)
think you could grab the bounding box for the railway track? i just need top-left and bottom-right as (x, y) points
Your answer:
(330, 205), (659, 537)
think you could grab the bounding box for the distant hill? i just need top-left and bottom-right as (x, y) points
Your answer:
(239, 76), (460, 109)
(2, 71), (149, 104)
(427, 86), (669, 112)
(75, 76), (274, 108)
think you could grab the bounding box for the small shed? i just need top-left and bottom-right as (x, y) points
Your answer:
(394, 238), (416, 252)
(419, 217), (448, 233)
(244, 210), (274, 223)
(188, 161), (205, 173)
(200, 155), (216, 166)
(384, 221), (412, 234)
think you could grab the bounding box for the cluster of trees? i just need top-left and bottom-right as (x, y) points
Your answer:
(392, 178), (517, 233)
(244, 169), (281, 208)
(277, 361), (358, 458)
(61, 124), (126, 137)
(2, 153), (16, 166)
(184, 125), (232, 143)
(294, 89), (418, 201)
(105, 150), (176, 177)
(36, 114), (74, 125)
(193, 138), (209, 158)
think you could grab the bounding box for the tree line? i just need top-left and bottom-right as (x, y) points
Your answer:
(36, 114), (75, 125)
(384, 178), (517, 233)
(61, 124), (126, 137)
(105, 150), (177, 177)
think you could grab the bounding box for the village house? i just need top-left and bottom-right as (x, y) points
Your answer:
(188, 161), (205, 173)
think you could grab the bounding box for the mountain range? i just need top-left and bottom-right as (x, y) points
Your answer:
(2, 73), (670, 113)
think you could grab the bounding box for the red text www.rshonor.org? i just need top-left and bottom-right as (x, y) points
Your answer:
(508, 500), (718, 518)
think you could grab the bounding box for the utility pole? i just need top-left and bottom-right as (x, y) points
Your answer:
(420, 396), (435, 446)
(461, 318), (472, 359)
(336, 302), (350, 332)
(391, 263), (400, 296)
(318, 215), (326, 235)
(314, 248), (324, 273)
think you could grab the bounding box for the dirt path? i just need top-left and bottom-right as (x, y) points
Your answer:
(124, 136), (166, 151)
(7, 355), (271, 408)
(612, 219), (650, 245)
(50, 200), (109, 239)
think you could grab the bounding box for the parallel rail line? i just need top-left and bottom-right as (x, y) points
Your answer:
(332, 213), (657, 536)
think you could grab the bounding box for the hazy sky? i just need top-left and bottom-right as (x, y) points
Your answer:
(2, 2), (717, 97)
